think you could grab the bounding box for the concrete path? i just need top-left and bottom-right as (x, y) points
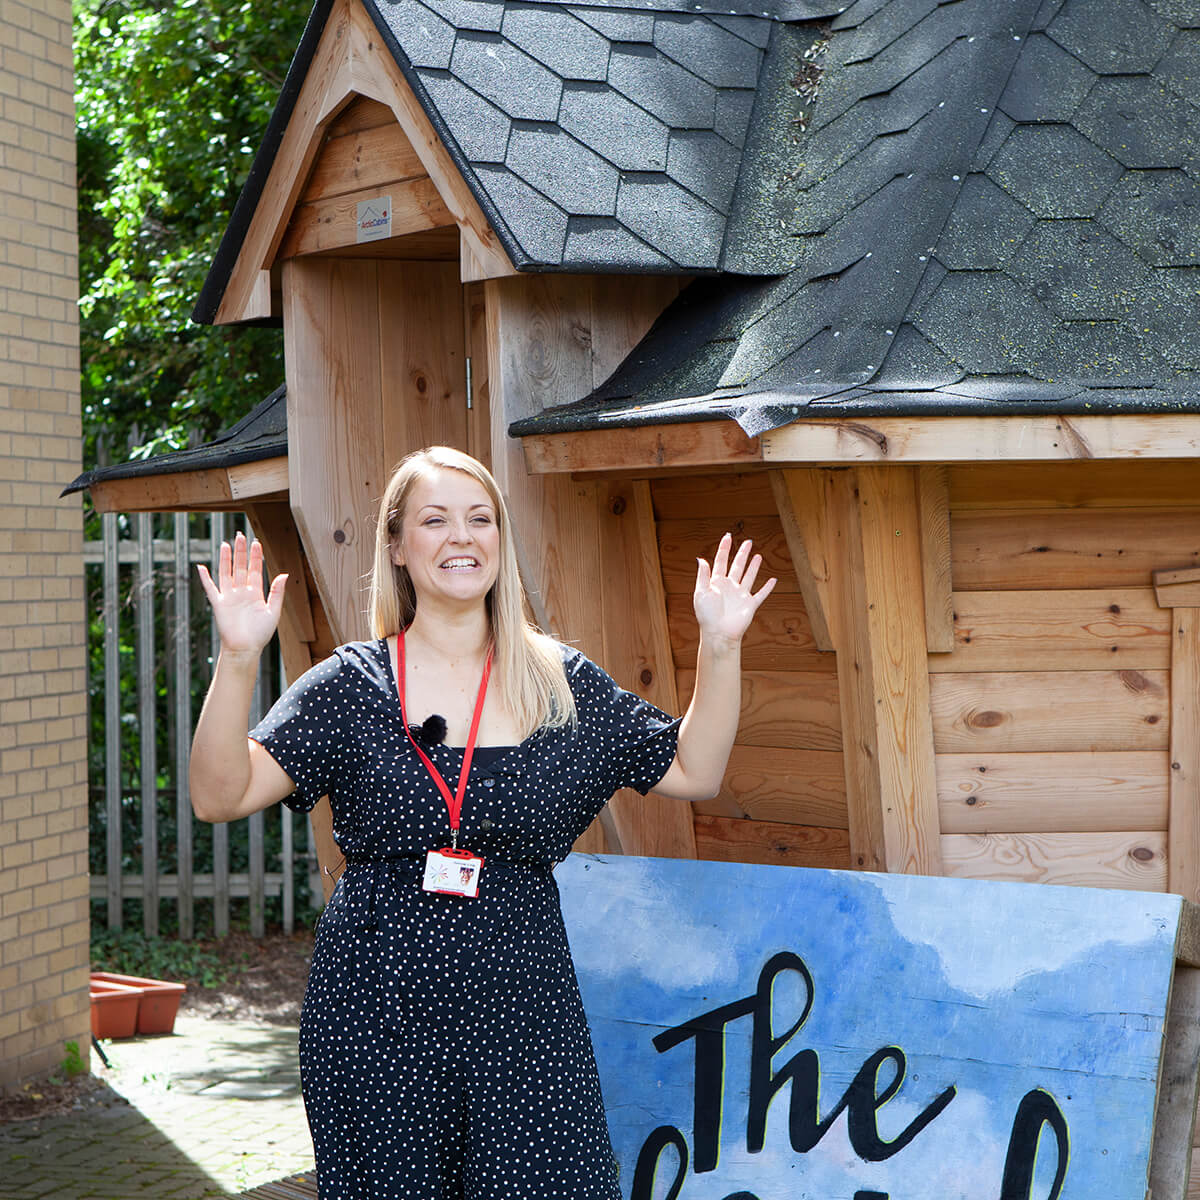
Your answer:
(0, 1016), (315, 1199)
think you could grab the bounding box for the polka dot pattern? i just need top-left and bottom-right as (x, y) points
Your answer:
(250, 639), (681, 1199)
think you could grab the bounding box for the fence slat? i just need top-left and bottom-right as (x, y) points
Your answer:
(210, 511), (230, 936)
(136, 512), (159, 936)
(174, 512), (194, 939)
(103, 513), (122, 930)
(281, 647), (294, 935)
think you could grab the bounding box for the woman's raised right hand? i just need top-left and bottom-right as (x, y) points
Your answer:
(196, 531), (288, 657)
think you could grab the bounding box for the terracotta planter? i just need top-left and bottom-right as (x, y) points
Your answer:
(89, 972), (187, 1035)
(89, 978), (141, 1040)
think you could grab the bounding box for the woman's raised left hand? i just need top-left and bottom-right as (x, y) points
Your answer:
(693, 533), (776, 645)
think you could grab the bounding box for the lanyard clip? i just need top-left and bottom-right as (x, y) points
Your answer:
(451, 828), (459, 851)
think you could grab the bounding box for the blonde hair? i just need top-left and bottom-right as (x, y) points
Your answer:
(368, 447), (576, 735)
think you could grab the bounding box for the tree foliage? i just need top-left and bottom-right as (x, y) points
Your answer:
(75, 0), (309, 462)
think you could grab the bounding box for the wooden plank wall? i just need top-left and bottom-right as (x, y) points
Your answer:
(931, 460), (1200, 893)
(649, 472), (851, 869)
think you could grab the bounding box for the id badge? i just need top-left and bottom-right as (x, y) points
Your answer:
(423, 848), (484, 898)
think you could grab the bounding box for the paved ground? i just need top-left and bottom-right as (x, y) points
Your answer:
(0, 1016), (315, 1199)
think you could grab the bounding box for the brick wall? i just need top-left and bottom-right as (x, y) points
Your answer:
(0, 0), (90, 1089)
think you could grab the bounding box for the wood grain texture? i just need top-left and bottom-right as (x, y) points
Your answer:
(676, 667), (841, 750)
(941, 831), (1167, 890)
(657, 515), (794, 594)
(936, 751), (1168, 834)
(952, 508), (1200, 591)
(933, 588), (1171, 672)
(1170, 609), (1200, 903)
(769, 469), (836, 650)
(520, 421), (764, 475)
(242, 501), (316, 653)
(692, 814), (852, 868)
(651, 471), (777, 520)
(666, 593), (832, 672)
(762, 413), (1200, 463)
(227, 458), (291, 501)
(833, 467), (942, 875)
(1150, 966), (1200, 1200)
(719, 745), (847, 827)
(600, 479), (695, 859)
(930, 669), (1169, 753)
(588, 275), (682, 386)
(278, 176), (452, 258)
(918, 465), (954, 653)
(948, 459), (1200, 510)
(378, 260), (467, 457)
(1157, 567), (1200, 609)
(300, 119), (425, 203)
(283, 257), (385, 643)
(324, 95), (394, 137)
(463, 280), (492, 467)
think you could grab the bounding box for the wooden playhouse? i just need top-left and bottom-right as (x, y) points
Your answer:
(71, 0), (1200, 905)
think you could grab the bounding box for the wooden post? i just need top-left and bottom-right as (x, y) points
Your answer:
(832, 466), (942, 875)
(599, 480), (697, 859)
(483, 273), (690, 856)
(1154, 567), (1200, 904)
(768, 468), (836, 651)
(917, 465), (954, 654)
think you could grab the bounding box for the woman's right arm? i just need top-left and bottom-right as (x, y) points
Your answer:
(190, 531), (295, 823)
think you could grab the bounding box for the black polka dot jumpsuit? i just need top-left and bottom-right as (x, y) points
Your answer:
(251, 639), (680, 1200)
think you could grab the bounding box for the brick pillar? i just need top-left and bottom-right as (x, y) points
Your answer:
(0, 0), (91, 1089)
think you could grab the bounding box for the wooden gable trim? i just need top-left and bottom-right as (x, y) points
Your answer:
(88, 457), (290, 514)
(214, 0), (514, 325)
(520, 414), (1200, 474)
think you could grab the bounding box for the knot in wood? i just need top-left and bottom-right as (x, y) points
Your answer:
(967, 709), (1005, 728)
(1130, 846), (1155, 863)
(609, 496), (626, 516)
(640, 668), (653, 686)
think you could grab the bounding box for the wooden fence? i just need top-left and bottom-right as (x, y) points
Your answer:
(85, 510), (320, 938)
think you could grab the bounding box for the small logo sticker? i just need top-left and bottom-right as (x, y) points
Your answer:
(357, 196), (392, 243)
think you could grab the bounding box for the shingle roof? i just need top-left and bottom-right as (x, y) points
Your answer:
(62, 386), (287, 497)
(512, 0), (1200, 436)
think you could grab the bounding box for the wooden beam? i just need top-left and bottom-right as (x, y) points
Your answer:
(937, 750), (1168, 834)
(1169, 609), (1200, 903)
(243, 501), (317, 657)
(283, 257), (386, 643)
(768, 469), (836, 650)
(948, 460), (1200, 510)
(278, 176), (453, 258)
(693, 814), (851, 869)
(1149, 965), (1200, 1200)
(1157, 567), (1200, 609)
(87, 461), (290, 514)
(299, 116), (425, 204)
(831, 466), (942, 875)
(938, 588), (1171, 672)
(917, 465), (954, 653)
(940, 830), (1167, 890)
(227, 457), (291, 502)
(599, 480), (696, 859)
(520, 416), (1200, 475)
(930, 669), (1169, 753)
(522, 422), (764, 474)
(763, 414), (1200, 463)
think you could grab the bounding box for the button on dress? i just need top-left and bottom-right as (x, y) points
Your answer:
(250, 639), (680, 1200)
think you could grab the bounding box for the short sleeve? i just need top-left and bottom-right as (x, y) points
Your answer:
(566, 650), (681, 797)
(249, 652), (347, 813)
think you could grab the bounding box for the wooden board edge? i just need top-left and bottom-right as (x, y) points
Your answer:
(1177, 901), (1200, 969)
(1149, 964), (1200, 1200)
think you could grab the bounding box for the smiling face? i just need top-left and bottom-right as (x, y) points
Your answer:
(390, 466), (501, 612)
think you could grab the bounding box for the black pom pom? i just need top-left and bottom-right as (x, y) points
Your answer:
(419, 713), (448, 744)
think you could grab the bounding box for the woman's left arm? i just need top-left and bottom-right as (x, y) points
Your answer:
(654, 533), (776, 802)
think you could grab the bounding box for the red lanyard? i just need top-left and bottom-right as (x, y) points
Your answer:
(396, 630), (493, 847)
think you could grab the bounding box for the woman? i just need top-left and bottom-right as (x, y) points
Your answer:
(191, 446), (774, 1200)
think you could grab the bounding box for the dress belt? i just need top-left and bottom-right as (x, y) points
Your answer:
(340, 852), (555, 928)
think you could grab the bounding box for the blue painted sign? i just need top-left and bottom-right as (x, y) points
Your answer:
(556, 855), (1183, 1200)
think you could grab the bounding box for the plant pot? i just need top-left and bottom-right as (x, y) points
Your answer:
(89, 972), (187, 1035)
(89, 979), (141, 1040)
